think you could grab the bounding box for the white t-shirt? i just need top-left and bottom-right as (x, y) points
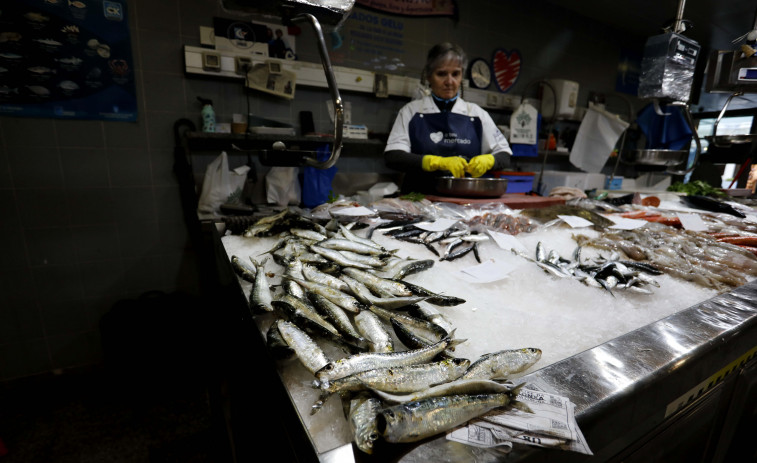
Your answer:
(385, 95), (512, 155)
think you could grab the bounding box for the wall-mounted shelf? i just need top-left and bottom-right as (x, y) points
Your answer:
(183, 45), (520, 111)
(184, 131), (385, 157)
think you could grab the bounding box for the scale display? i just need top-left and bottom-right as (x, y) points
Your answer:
(737, 67), (757, 81)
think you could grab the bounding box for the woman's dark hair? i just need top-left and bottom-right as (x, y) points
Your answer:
(421, 42), (467, 84)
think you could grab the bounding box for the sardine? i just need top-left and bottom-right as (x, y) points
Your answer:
(368, 305), (448, 341)
(355, 310), (393, 353)
(250, 258), (273, 312)
(461, 348), (542, 380)
(276, 319), (330, 375)
(283, 259), (306, 299)
(337, 250), (387, 268)
(355, 358), (470, 393)
(282, 275), (366, 313)
(272, 293), (340, 338)
(338, 223), (386, 251)
(310, 245), (375, 269)
(302, 263), (350, 292)
(342, 267), (413, 297)
(309, 293), (365, 345)
(380, 258), (435, 280)
(318, 238), (389, 256)
(266, 321), (296, 360)
(379, 389), (523, 443)
(316, 332), (457, 383)
(407, 304), (455, 335)
(231, 255), (257, 283)
(291, 228), (328, 242)
(370, 378), (517, 404)
(392, 280), (466, 306)
(349, 394), (382, 454)
(340, 275), (428, 309)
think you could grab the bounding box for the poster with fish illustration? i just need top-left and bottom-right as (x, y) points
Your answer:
(0, 0), (137, 121)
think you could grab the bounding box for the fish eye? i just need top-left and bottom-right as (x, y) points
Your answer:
(369, 432), (379, 441)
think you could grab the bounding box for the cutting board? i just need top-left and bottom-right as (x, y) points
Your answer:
(424, 193), (565, 209)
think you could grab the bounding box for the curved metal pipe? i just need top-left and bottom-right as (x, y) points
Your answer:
(518, 79), (557, 195)
(608, 93), (634, 184)
(711, 92), (744, 148)
(290, 13), (343, 169)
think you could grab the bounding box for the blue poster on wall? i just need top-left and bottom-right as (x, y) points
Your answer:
(0, 0), (137, 122)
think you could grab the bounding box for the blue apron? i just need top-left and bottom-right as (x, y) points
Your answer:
(403, 111), (484, 194)
(409, 111), (483, 158)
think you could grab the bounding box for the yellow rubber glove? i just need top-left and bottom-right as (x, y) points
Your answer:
(466, 154), (495, 178)
(422, 155), (468, 178)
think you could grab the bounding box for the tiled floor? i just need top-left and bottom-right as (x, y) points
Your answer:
(0, 366), (229, 463)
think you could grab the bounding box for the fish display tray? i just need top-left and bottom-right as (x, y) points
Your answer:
(216, 213), (757, 460)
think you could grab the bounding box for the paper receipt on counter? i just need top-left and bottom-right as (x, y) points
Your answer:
(447, 385), (593, 455)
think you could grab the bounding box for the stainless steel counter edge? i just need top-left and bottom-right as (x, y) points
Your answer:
(352, 279), (757, 462)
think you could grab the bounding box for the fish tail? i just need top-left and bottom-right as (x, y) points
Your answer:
(448, 338), (467, 349)
(310, 391), (333, 415)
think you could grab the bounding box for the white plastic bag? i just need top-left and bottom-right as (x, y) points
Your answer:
(570, 106), (629, 173)
(197, 151), (249, 216)
(266, 166), (301, 206)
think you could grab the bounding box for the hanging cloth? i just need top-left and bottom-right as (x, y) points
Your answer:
(569, 106), (629, 173)
(636, 103), (693, 150)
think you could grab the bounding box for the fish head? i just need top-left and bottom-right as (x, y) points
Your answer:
(446, 357), (471, 372)
(522, 347), (542, 360)
(350, 398), (381, 454)
(315, 361), (343, 382)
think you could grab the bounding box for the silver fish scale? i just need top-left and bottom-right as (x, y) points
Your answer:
(316, 336), (453, 382)
(461, 348), (542, 380)
(355, 310), (393, 353)
(276, 320), (330, 375)
(355, 358), (470, 394)
(349, 395), (382, 455)
(381, 393), (512, 443)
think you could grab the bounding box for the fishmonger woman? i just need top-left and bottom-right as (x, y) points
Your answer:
(384, 42), (512, 193)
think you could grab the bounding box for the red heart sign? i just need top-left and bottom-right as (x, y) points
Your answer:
(493, 49), (521, 93)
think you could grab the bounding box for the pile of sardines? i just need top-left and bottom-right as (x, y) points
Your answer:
(231, 208), (542, 454)
(512, 241), (664, 295)
(373, 221), (489, 263)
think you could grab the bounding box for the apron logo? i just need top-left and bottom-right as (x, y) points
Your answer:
(430, 131), (443, 143)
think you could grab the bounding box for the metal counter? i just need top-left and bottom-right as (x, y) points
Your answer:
(209, 222), (757, 462)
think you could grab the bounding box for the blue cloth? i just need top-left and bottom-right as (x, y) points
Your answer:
(302, 144), (337, 208)
(636, 103), (693, 150)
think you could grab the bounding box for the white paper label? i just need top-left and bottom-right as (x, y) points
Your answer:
(677, 213), (708, 231)
(557, 215), (593, 228)
(603, 215), (648, 230)
(414, 218), (458, 232)
(487, 230), (529, 253)
(330, 206), (375, 216)
(459, 259), (517, 283)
